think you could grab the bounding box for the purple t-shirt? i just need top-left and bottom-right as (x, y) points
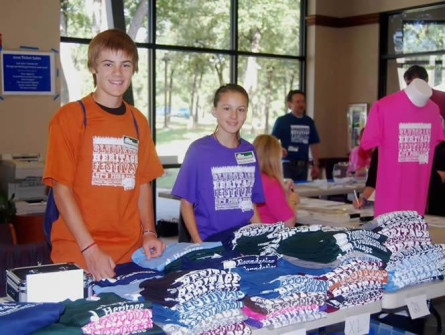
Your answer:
(361, 90), (444, 216)
(172, 135), (265, 240)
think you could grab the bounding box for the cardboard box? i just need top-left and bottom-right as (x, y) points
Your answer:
(6, 263), (85, 302)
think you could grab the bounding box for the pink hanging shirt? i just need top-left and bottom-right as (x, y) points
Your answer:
(361, 90), (443, 216)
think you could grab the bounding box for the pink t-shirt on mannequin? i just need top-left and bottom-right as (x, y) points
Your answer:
(361, 80), (443, 216)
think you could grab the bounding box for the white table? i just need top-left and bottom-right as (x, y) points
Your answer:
(296, 197), (445, 243)
(157, 179), (366, 201)
(381, 280), (445, 310)
(252, 301), (381, 334)
(294, 178), (366, 198)
(296, 197), (368, 228)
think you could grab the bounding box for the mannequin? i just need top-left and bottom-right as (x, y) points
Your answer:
(360, 79), (443, 216)
(404, 78), (432, 107)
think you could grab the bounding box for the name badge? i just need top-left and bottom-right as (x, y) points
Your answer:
(235, 151), (256, 164)
(123, 136), (139, 150)
(288, 145), (299, 152)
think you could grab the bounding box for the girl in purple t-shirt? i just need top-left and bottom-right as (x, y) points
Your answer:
(172, 84), (265, 242)
(253, 134), (298, 227)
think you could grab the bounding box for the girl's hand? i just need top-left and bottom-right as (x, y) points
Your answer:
(353, 197), (366, 209)
(284, 179), (295, 193)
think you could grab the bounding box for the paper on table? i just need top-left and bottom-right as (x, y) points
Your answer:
(26, 269), (84, 302)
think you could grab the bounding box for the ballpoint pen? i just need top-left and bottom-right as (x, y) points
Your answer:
(353, 189), (360, 204)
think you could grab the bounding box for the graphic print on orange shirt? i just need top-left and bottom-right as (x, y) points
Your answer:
(92, 135), (139, 190)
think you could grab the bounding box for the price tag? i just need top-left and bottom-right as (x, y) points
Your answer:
(280, 328), (306, 335)
(405, 295), (430, 319)
(344, 313), (370, 335)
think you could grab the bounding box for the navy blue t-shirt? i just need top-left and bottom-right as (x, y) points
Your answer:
(272, 113), (320, 162)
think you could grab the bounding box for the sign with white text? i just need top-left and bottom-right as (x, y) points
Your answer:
(1, 50), (55, 95)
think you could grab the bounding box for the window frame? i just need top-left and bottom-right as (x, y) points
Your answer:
(60, 0), (307, 219)
(379, 2), (445, 98)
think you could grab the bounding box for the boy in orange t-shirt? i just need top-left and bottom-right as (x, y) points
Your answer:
(43, 29), (165, 280)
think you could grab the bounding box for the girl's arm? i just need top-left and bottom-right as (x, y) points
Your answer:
(180, 198), (203, 243)
(283, 215), (297, 228)
(249, 203), (262, 223)
(353, 186), (374, 209)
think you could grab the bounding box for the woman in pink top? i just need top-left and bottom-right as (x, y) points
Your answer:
(347, 128), (372, 178)
(253, 134), (298, 227)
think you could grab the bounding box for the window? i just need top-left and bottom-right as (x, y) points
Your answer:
(59, 0), (305, 220)
(380, 3), (445, 97)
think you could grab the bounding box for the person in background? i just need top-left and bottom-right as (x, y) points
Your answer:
(253, 134), (299, 227)
(353, 149), (377, 209)
(43, 29), (165, 280)
(172, 84), (265, 243)
(272, 90), (320, 181)
(347, 128), (372, 178)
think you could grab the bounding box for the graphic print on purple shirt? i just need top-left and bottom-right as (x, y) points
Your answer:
(172, 135), (264, 240)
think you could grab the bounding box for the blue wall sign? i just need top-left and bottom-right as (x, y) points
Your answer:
(1, 51), (55, 95)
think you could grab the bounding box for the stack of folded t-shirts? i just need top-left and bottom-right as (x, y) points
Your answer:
(233, 263), (329, 330)
(230, 223), (391, 265)
(172, 253), (279, 273)
(362, 210), (432, 252)
(317, 258), (388, 310)
(92, 262), (163, 301)
(231, 222), (323, 256)
(33, 292), (163, 334)
(139, 268), (249, 334)
(384, 243), (445, 292)
(132, 242), (223, 272)
(330, 229), (391, 263)
(276, 228), (391, 264)
(0, 301), (65, 334)
(158, 243), (279, 273)
(242, 291), (327, 330)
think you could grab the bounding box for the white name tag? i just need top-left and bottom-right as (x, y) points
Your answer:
(235, 151), (256, 164)
(288, 145), (299, 152)
(123, 136), (139, 149)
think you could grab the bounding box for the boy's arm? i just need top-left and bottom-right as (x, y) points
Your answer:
(180, 199), (203, 243)
(138, 182), (166, 257)
(52, 180), (116, 280)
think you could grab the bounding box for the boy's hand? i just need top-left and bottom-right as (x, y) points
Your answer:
(142, 234), (166, 259)
(83, 245), (116, 281)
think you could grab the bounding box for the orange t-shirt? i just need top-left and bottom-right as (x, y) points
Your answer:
(43, 94), (164, 269)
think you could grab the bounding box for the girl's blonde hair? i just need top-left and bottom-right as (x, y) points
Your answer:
(253, 134), (284, 186)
